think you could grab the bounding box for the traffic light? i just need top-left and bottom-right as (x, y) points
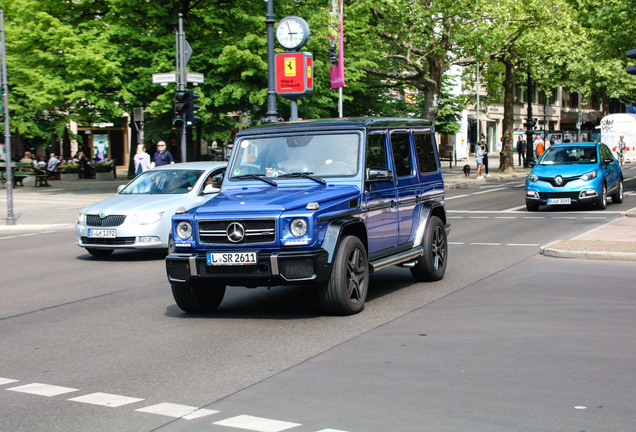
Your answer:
(173, 90), (187, 129)
(627, 49), (636, 75)
(185, 91), (201, 125)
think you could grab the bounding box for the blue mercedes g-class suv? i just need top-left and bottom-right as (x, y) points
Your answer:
(166, 118), (449, 315)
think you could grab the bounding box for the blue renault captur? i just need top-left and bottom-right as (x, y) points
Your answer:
(165, 118), (450, 315)
(525, 142), (624, 211)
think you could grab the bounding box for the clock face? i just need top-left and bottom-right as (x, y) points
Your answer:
(276, 16), (309, 50)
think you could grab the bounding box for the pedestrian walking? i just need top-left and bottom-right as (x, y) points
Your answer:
(149, 140), (175, 169)
(618, 135), (626, 166)
(482, 140), (490, 177)
(516, 135), (526, 166)
(133, 144), (151, 175)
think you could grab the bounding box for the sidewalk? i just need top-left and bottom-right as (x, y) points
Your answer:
(1, 159), (635, 262)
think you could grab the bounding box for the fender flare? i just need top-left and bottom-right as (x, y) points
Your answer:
(413, 200), (447, 247)
(322, 217), (366, 263)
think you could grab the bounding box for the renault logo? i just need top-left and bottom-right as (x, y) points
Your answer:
(554, 175), (564, 186)
(227, 222), (245, 243)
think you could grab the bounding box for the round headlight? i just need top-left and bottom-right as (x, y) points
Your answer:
(176, 221), (193, 240)
(290, 218), (308, 237)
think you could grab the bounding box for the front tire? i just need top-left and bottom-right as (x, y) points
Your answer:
(86, 247), (114, 257)
(611, 179), (623, 204)
(171, 280), (226, 314)
(319, 236), (369, 315)
(411, 216), (448, 282)
(597, 184), (607, 210)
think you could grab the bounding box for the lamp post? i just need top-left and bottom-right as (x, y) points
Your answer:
(524, 72), (536, 168)
(262, 0), (280, 123)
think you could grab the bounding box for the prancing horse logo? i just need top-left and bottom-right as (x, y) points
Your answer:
(227, 222), (245, 243)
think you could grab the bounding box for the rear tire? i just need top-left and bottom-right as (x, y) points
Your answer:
(319, 236), (368, 315)
(611, 179), (623, 204)
(411, 216), (448, 282)
(171, 280), (226, 314)
(86, 247), (114, 257)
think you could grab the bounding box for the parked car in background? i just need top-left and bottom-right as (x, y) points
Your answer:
(75, 162), (226, 256)
(525, 142), (623, 211)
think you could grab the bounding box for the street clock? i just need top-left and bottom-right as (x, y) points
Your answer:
(276, 16), (310, 51)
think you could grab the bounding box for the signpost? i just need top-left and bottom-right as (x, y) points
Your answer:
(152, 14), (204, 162)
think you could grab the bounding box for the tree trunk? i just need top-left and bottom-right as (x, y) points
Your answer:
(499, 60), (516, 173)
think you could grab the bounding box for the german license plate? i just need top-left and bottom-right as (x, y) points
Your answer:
(548, 198), (571, 205)
(87, 229), (116, 238)
(207, 251), (258, 266)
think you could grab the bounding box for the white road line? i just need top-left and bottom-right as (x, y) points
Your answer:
(68, 392), (144, 407)
(468, 216), (489, 219)
(473, 187), (507, 195)
(445, 194), (470, 200)
(472, 242), (501, 246)
(0, 377), (19, 386)
(8, 383), (78, 397)
(553, 216), (576, 219)
(449, 242), (464, 245)
(213, 415), (301, 432)
(523, 216), (545, 219)
(506, 243), (539, 247)
(495, 216), (516, 219)
(583, 216), (608, 220)
(135, 403), (219, 419)
(502, 205), (526, 211)
(316, 429), (350, 432)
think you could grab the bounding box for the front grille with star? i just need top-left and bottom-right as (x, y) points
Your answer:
(86, 215), (127, 227)
(197, 219), (276, 245)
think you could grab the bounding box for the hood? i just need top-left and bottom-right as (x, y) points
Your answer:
(532, 163), (598, 178)
(196, 184), (360, 214)
(80, 193), (193, 216)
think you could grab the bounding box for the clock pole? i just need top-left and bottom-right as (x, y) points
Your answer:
(263, 0), (280, 123)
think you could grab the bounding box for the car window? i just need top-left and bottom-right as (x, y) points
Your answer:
(414, 132), (438, 173)
(366, 133), (389, 170)
(539, 146), (596, 165)
(390, 132), (413, 177)
(120, 169), (204, 194)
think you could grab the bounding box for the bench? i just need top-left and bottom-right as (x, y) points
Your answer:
(13, 162), (50, 187)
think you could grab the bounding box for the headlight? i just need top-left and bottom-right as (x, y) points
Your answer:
(580, 170), (598, 181)
(77, 213), (86, 224)
(130, 212), (165, 225)
(290, 218), (308, 237)
(528, 173), (538, 183)
(176, 221), (193, 240)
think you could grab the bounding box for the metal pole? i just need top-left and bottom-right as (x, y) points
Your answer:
(476, 62), (480, 149)
(178, 14), (187, 161)
(290, 100), (298, 121)
(1, 10), (15, 225)
(338, 87), (343, 118)
(263, 0), (279, 123)
(577, 84), (582, 142)
(524, 71), (536, 168)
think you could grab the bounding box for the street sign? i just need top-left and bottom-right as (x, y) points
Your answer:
(185, 40), (193, 65)
(186, 72), (204, 84)
(152, 73), (177, 84)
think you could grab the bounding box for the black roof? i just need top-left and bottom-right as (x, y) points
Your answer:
(236, 117), (434, 137)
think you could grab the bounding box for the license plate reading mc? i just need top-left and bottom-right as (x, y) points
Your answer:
(87, 229), (116, 238)
(548, 198), (571, 205)
(207, 251), (257, 266)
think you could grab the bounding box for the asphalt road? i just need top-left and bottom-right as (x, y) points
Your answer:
(1, 174), (635, 432)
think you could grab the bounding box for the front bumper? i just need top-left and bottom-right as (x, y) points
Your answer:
(166, 249), (331, 287)
(75, 224), (168, 250)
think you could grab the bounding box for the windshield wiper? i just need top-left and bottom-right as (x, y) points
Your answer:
(233, 174), (277, 186)
(278, 172), (326, 185)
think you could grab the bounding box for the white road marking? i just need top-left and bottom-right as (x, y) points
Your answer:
(68, 392), (144, 407)
(0, 377), (19, 386)
(445, 194), (470, 200)
(506, 243), (539, 247)
(135, 402), (219, 419)
(213, 414), (301, 432)
(472, 242), (501, 246)
(473, 187), (507, 194)
(495, 216), (516, 219)
(8, 383), (78, 397)
(316, 429), (350, 432)
(502, 205), (526, 211)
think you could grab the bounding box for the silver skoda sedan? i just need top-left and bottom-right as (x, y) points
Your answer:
(75, 161), (226, 257)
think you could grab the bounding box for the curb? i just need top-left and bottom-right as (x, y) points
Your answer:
(540, 246), (636, 262)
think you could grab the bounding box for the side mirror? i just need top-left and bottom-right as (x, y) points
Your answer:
(117, 184), (126, 193)
(203, 184), (221, 195)
(212, 174), (223, 189)
(603, 158), (614, 165)
(366, 168), (393, 183)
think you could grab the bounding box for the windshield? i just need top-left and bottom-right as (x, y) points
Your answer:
(229, 133), (360, 179)
(539, 146), (597, 165)
(120, 169), (204, 194)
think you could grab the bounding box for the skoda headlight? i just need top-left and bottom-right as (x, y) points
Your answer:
(580, 170), (598, 182)
(176, 221), (193, 240)
(528, 173), (538, 183)
(290, 218), (308, 237)
(130, 212), (165, 225)
(77, 212), (86, 224)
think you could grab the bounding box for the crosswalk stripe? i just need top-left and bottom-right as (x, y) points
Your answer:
(213, 414), (301, 432)
(135, 402), (219, 419)
(8, 383), (78, 397)
(0, 377), (19, 386)
(68, 392), (144, 407)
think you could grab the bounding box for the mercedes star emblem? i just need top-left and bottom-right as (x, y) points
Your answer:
(226, 222), (245, 243)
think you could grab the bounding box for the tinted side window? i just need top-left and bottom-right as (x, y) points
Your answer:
(414, 132), (438, 173)
(390, 132), (412, 177)
(366, 133), (389, 170)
